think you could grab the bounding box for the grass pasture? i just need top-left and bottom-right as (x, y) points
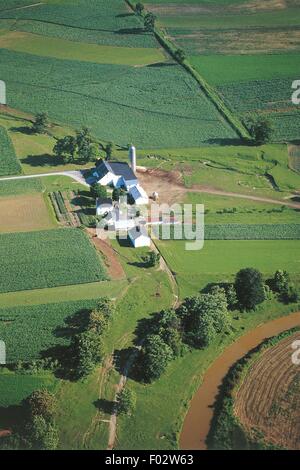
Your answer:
(0, 369), (57, 409)
(0, 30), (165, 66)
(0, 125), (22, 176)
(157, 239), (300, 298)
(0, 228), (106, 293)
(0, 193), (56, 233)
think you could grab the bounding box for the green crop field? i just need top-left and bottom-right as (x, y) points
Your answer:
(0, 0), (158, 48)
(157, 239), (300, 298)
(0, 178), (42, 196)
(0, 299), (100, 362)
(146, 0), (300, 142)
(0, 125), (22, 176)
(0, 49), (237, 148)
(0, 228), (106, 293)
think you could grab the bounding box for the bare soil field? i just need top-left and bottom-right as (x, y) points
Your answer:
(234, 333), (300, 450)
(0, 193), (56, 233)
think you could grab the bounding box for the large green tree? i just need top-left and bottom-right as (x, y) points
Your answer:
(24, 389), (56, 420)
(247, 116), (273, 145)
(142, 334), (173, 382)
(32, 112), (49, 134)
(90, 183), (108, 199)
(144, 12), (156, 31)
(72, 329), (103, 378)
(235, 268), (266, 310)
(179, 289), (231, 348)
(116, 388), (137, 415)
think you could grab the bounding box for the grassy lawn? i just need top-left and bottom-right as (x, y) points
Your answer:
(157, 239), (300, 298)
(0, 279), (126, 308)
(0, 228), (106, 293)
(0, 30), (166, 66)
(190, 54), (300, 85)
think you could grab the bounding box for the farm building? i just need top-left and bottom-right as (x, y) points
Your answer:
(129, 184), (149, 205)
(96, 197), (114, 216)
(93, 160), (138, 190)
(128, 226), (151, 248)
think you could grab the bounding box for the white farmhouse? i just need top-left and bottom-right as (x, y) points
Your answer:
(128, 226), (151, 248)
(129, 184), (149, 205)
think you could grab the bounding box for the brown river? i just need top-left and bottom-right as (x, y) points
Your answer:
(179, 311), (300, 450)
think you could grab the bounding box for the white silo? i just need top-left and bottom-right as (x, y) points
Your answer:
(129, 144), (137, 173)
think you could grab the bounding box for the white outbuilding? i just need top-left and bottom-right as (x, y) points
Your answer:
(129, 184), (149, 205)
(128, 226), (151, 248)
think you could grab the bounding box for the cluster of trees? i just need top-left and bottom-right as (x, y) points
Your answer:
(1, 390), (59, 450)
(23, 390), (59, 450)
(137, 267), (298, 382)
(53, 127), (100, 164)
(235, 267), (298, 310)
(270, 269), (298, 303)
(246, 116), (273, 145)
(71, 298), (114, 379)
(139, 288), (232, 382)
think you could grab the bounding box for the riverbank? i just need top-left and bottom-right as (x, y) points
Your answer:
(179, 310), (300, 450)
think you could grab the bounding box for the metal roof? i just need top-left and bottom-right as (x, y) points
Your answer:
(128, 226), (149, 240)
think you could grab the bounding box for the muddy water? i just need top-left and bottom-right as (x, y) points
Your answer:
(179, 311), (300, 450)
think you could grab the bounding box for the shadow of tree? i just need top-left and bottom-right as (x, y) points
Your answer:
(21, 154), (61, 168)
(10, 126), (33, 135)
(114, 27), (145, 35)
(94, 398), (115, 415)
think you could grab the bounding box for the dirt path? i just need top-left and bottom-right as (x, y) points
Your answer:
(138, 168), (300, 209)
(180, 311), (300, 450)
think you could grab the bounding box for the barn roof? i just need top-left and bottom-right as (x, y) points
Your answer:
(129, 184), (148, 201)
(108, 162), (137, 181)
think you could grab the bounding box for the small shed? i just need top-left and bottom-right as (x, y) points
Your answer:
(129, 185), (149, 205)
(128, 226), (151, 248)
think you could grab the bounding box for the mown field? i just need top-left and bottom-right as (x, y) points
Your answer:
(146, 0), (300, 142)
(0, 193), (56, 233)
(234, 332), (300, 450)
(0, 124), (22, 176)
(0, 228), (106, 293)
(157, 239), (300, 298)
